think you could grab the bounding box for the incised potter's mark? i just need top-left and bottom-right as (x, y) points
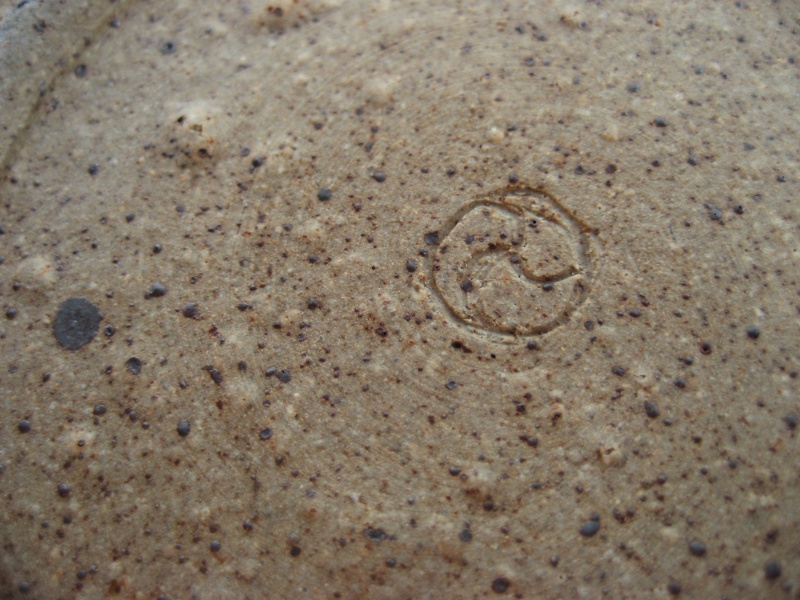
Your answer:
(430, 187), (597, 338)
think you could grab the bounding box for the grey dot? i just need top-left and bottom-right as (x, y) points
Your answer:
(364, 527), (387, 542)
(491, 577), (510, 593)
(688, 540), (706, 556)
(644, 401), (660, 418)
(177, 419), (191, 437)
(147, 282), (167, 298)
(764, 559), (781, 579)
(259, 428), (272, 440)
(579, 520), (600, 537)
(53, 297), (102, 350)
(126, 357), (143, 375)
(423, 231), (439, 245)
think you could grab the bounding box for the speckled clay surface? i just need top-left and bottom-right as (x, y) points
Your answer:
(1, 1), (798, 598)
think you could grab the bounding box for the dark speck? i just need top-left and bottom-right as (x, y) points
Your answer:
(746, 326), (760, 339)
(93, 404), (106, 416)
(459, 528), (473, 542)
(688, 540), (706, 556)
(147, 282), (167, 298)
(424, 231), (439, 245)
(17, 419), (31, 433)
(783, 413), (798, 430)
(259, 428), (272, 441)
(372, 171), (387, 182)
(53, 297), (102, 350)
(160, 41), (176, 55)
(644, 401), (660, 418)
(205, 366), (223, 385)
(611, 365), (625, 377)
(317, 187), (332, 202)
(307, 298), (321, 310)
(210, 540), (221, 552)
(182, 302), (198, 318)
(626, 81), (641, 93)
(706, 204), (723, 221)
(277, 369), (291, 384)
(526, 340), (538, 350)
(653, 117), (668, 127)
(460, 279), (474, 293)
(764, 559), (782, 579)
(290, 546), (301, 557)
(445, 380), (457, 390)
(125, 213), (135, 223)
(542, 282), (554, 292)
(579, 520), (600, 537)
(406, 259), (417, 273)
(74, 64), (87, 78)
(126, 357), (142, 375)
(103, 324), (115, 337)
(177, 419), (191, 437)
(491, 577), (510, 593)
(57, 483), (71, 498)
(5, 307), (17, 319)
(364, 527), (387, 542)
(668, 582), (682, 596)
(87, 163), (99, 176)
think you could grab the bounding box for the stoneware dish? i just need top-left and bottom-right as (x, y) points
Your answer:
(1, 1), (798, 598)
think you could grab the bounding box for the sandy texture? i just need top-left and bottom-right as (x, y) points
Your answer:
(0, 1), (17, 23)
(1, 0), (798, 598)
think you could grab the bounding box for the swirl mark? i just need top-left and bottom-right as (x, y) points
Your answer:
(431, 187), (597, 338)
